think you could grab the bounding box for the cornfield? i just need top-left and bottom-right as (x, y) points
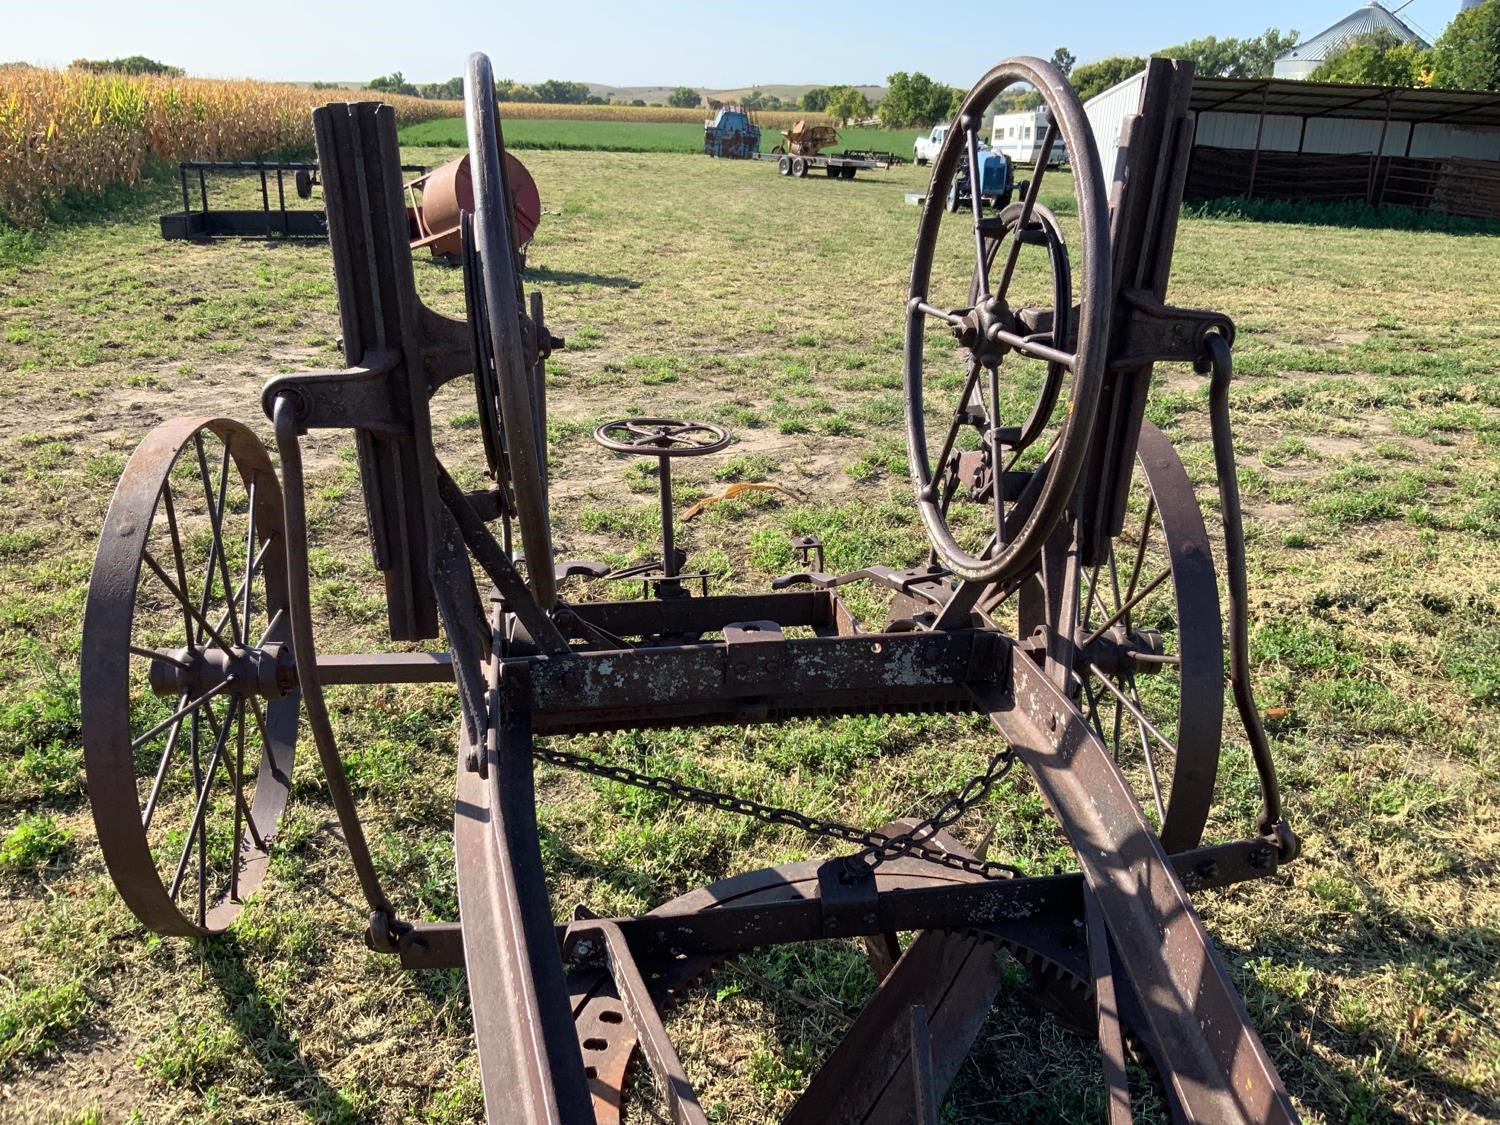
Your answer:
(495, 102), (832, 129)
(0, 66), (457, 223)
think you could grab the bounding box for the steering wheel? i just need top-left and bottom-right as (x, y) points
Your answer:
(904, 57), (1111, 588)
(464, 52), (556, 608)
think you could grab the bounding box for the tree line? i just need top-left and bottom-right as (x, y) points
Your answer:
(360, 3), (1498, 121)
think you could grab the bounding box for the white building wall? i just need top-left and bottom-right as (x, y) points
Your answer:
(1083, 71), (1147, 185)
(1084, 70), (1500, 168)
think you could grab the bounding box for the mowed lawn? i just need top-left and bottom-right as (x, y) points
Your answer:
(0, 144), (1497, 1124)
(398, 115), (921, 156)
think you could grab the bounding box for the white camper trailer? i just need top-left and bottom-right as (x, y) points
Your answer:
(989, 110), (1069, 165)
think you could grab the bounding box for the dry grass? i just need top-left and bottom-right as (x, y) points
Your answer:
(0, 148), (1496, 1122)
(0, 67), (457, 222)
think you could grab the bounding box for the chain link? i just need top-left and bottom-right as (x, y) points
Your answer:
(534, 745), (1023, 881)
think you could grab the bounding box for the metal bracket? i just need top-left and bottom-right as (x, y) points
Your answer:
(817, 854), (880, 937)
(723, 620), (788, 685)
(1109, 288), (1236, 371)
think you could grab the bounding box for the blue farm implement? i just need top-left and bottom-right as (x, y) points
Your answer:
(703, 106), (761, 158)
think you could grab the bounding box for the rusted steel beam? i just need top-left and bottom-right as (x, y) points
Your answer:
(315, 652), (456, 684)
(567, 589), (836, 636)
(973, 654), (1298, 1123)
(522, 628), (1009, 734)
(454, 664), (593, 1122)
(569, 921), (709, 1124)
(786, 928), (1006, 1124)
(388, 837), (1279, 970)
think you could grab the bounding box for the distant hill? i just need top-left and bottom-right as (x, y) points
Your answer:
(584, 82), (886, 106)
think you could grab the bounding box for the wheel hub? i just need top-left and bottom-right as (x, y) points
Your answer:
(1075, 625), (1165, 678)
(954, 294), (1013, 367)
(148, 641), (295, 700)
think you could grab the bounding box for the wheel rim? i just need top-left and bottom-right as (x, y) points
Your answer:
(82, 417), (296, 935)
(905, 57), (1111, 587)
(1074, 422), (1224, 851)
(465, 52), (556, 608)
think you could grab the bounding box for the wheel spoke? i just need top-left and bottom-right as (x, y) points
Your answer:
(131, 645), (190, 669)
(141, 691), (190, 831)
(142, 551), (233, 652)
(922, 361), (987, 502)
(964, 122), (990, 297)
(160, 484), (196, 651)
(241, 480), (257, 641)
(231, 704), (245, 902)
(994, 121), (1059, 304)
(1124, 496), (1156, 613)
(195, 433), (243, 647)
(911, 299), (967, 328)
(1080, 569), (1171, 649)
(256, 607), (285, 649)
(200, 699), (266, 854)
(168, 695), (239, 904)
(1128, 670), (1168, 824)
(985, 324), (1075, 369)
(130, 678), (234, 752)
(1088, 664), (1177, 758)
(984, 365), (1006, 548)
(211, 535), (274, 642)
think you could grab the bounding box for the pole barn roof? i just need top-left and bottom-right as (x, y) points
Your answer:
(1189, 77), (1500, 130)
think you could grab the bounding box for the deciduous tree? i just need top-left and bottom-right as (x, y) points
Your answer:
(1429, 0), (1500, 91)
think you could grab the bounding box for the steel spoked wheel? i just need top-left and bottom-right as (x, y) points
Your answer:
(465, 51), (556, 608)
(905, 56), (1111, 588)
(82, 417), (297, 935)
(1073, 422), (1224, 852)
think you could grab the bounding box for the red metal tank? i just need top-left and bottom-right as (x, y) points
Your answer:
(406, 152), (541, 259)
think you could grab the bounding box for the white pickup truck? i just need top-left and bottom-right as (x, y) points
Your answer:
(913, 124), (948, 166)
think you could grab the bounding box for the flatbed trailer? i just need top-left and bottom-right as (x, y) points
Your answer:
(763, 150), (882, 179)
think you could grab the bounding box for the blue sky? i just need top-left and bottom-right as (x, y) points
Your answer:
(7, 0), (1463, 87)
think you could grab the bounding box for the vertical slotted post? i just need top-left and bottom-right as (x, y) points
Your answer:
(1085, 890), (1133, 1125)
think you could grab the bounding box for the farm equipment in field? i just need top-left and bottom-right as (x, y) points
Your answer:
(777, 119), (840, 156)
(404, 153), (541, 262)
(159, 154), (541, 263)
(87, 50), (1305, 1123)
(703, 105), (761, 158)
(946, 143), (1018, 211)
(157, 159), (422, 241)
(767, 120), (898, 179)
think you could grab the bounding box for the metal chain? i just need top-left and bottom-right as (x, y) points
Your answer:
(534, 744), (1023, 881)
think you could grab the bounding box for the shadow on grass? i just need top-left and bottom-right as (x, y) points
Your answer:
(523, 264), (640, 289)
(1239, 917), (1500, 1121)
(201, 935), (362, 1123)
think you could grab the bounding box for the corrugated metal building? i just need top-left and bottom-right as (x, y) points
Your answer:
(1084, 70), (1500, 218)
(1273, 2), (1429, 81)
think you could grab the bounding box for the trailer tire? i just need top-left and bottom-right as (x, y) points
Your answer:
(841, 166), (857, 180)
(777, 155), (792, 176)
(827, 164), (840, 178)
(792, 157), (808, 177)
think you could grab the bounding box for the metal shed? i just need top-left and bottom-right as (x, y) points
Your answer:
(1273, 2), (1430, 81)
(1085, 70), (1500, 219)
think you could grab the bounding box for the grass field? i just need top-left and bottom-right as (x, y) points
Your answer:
(0, 144), (1498, 1124)
(397, 116), (920, 157)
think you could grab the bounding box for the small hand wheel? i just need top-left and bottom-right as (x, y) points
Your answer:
(594, 420), (729, 591)
(593, 419), (730, 457)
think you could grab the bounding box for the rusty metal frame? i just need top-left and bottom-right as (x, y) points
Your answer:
(84, 49), (1309, 1125)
